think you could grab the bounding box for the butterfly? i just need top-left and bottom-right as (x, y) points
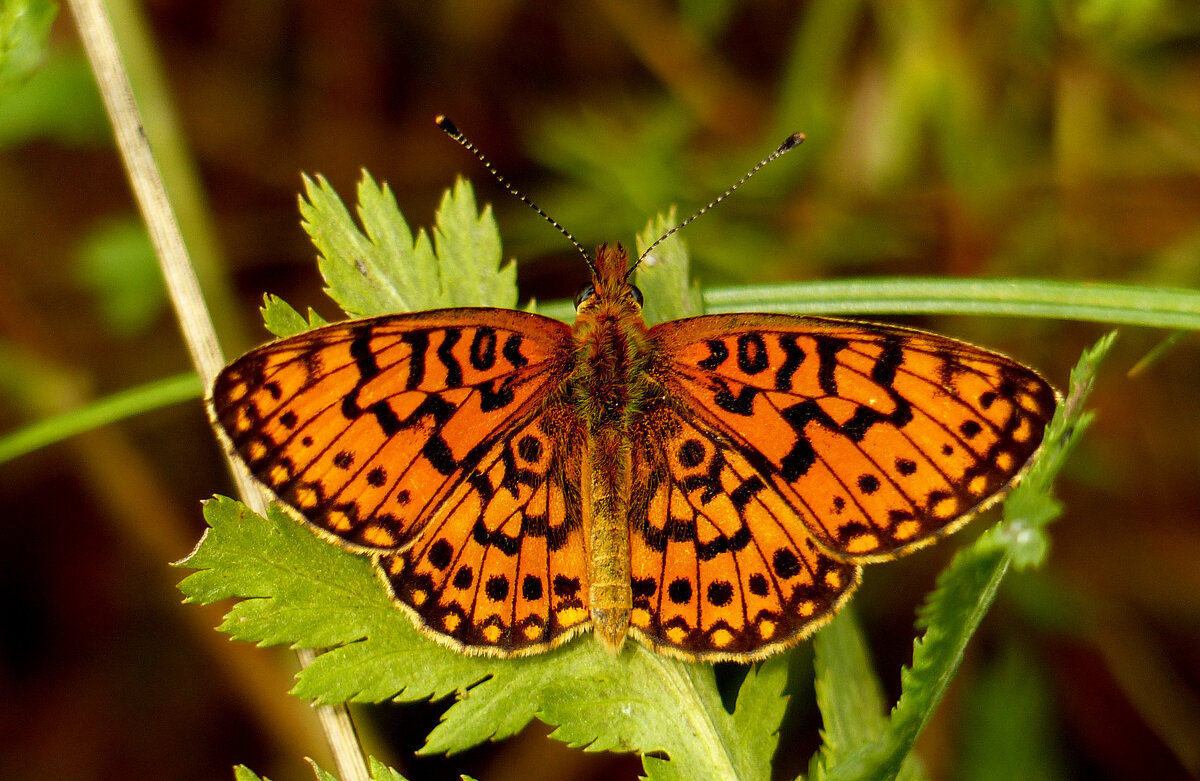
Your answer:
(208, 124), (1058, 663)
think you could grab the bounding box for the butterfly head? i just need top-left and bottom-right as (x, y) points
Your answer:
(574, 243), (644, 316)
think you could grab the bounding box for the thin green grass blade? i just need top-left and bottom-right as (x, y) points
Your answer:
(537, 278), (1200, 330)
(702, 278), (1200, 329)
(0, 371), (202, 464)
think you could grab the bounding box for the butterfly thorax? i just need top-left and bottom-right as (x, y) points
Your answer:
(569, 244), (653, 653)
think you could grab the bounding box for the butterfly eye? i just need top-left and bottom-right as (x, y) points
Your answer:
(573, 283), (596, 310)
(629, 285), (644, 307)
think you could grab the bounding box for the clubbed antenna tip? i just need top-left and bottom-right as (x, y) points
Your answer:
(435, 114), (594, 274)
(779, 132), (806, 153)
(632, 131), (808, 273)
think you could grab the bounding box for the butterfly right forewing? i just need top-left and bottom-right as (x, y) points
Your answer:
(649, 314), (1058, 563)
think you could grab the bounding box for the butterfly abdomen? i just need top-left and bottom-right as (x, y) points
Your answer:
(570, 245), (658, 653)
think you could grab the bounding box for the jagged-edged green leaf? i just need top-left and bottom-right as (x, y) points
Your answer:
(429, 179), (513, 307)
(299, 173), (511, 318)
(634, 209), (704, 325)
(261, 294), (328, 338)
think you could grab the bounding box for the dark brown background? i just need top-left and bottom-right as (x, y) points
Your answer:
(1, 2), (1198, 779)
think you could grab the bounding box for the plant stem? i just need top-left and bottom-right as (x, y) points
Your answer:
(65, 1), (370, 779)
(647, 655), (739, 780)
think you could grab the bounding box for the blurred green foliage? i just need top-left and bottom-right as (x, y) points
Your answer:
(0, 0), (56, 91)
(74, 218), (162, 336)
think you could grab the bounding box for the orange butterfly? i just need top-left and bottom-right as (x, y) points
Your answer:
(209, 122), (1057, 662)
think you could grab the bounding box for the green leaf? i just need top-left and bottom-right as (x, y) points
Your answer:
(727, 656), (791, 777)
(634, 209), (705, 325)
(261, 294), (329, 339)
(429, 178), (512, 308)
(0, 0), (56, 91)
(180, 497), (784, 780)
(299, 173), (512, 318)
(822, 334), (1112, 780)
(233, 766), (267, 781)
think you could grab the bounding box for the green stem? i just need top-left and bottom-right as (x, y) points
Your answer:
(647, 655), (739, 781)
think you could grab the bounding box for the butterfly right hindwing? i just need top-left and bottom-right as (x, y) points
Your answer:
(626, 392), (860, 661)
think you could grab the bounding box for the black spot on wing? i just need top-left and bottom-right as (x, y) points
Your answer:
(698, 340), (728, 370)
(436, 328), (463, 388)
(736, 333), (768, 374)
(775, 334), (805, 392)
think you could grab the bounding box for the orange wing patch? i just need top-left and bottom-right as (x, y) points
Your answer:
(209, 309), (572, 553)
(652, 315), (1057, 563)
(379, 403), (590, 654)
(626, 395), (860, 661)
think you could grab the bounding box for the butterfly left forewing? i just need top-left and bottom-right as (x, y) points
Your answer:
(208, 309), (572, 553)
(649, 314), (1058, 562)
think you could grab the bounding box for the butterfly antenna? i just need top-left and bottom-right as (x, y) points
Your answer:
(436, 115), (595, 274)
(630, 132), (806, 279)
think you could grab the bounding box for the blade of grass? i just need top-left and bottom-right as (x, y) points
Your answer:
(703, 278), (1200, 329)
(535, 278), (1200, 330)
(0, 371), (201, 464)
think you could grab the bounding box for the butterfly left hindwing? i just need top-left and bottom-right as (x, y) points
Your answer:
(379, 401), (592, 655)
